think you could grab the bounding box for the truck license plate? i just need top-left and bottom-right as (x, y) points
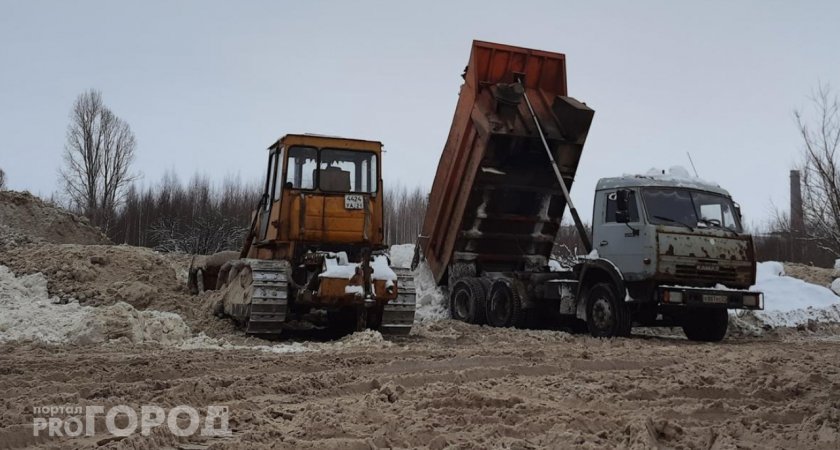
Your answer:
(702, 294), (728, 304)
(344, 194), (364, 210)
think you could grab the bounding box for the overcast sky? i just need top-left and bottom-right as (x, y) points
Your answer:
(1, 1), (838, 227)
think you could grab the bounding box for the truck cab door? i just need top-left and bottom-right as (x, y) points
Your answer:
(593, 189), (648, 281)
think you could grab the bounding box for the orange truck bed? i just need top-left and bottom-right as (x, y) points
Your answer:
(419, 40), (595, 284)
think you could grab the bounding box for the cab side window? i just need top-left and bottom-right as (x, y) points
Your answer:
(605, 191), (639, 222)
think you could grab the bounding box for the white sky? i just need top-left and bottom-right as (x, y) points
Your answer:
(1, 0), (838, 228)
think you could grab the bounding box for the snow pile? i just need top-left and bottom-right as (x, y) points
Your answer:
(389, 244), (415, 269)
(414, 262), (449, 322)
(744, 261), (840, 328)
(0, 265), (191, 346)
(0, 266), (99, 344)
(388, 245), (448, 322)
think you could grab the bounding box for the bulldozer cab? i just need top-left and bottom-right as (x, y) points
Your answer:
(247, 134), (385, 260)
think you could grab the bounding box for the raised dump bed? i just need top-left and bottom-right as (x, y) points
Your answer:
(419, 40), (595, 285)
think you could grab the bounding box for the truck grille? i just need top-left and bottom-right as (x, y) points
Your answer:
(673, 264), (739, 284)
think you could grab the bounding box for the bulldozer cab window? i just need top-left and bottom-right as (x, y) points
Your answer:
(272, 147), (284, 201)
(286, 146), (317, 189)
(319, 149), (377, 193)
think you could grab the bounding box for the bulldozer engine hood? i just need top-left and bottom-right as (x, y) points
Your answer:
(655, 229), (756, 289)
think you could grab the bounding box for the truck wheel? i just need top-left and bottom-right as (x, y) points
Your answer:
(585, 283), (631, 338)
(486, 279), (524, 328)
(449, 278), (486, 324)
(682, 309), (728, 342)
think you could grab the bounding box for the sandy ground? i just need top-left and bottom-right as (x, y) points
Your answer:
(1, 193), (839, 449)
(1, 322), (839, 450)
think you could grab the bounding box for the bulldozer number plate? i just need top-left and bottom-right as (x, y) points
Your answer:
(345, 194), (364, 210)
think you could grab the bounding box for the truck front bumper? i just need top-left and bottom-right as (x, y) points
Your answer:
(658, 286), (763, 310)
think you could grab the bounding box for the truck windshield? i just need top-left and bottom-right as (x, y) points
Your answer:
(642, 188), (742, 233)
(319, 149), (377, 193)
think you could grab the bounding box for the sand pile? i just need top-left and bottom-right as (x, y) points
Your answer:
(0, 190), (110, 247)
(0, 243), (189, 307)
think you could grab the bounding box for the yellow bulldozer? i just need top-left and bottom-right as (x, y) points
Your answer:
(189, 133), (415, 335)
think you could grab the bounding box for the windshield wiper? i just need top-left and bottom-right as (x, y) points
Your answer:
(653, 215), (694, 231)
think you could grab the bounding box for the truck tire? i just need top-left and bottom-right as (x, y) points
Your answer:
(486, 279), (524, 328)
(682, 309), (728, 342)
(449, 278), (486, 324)
(585, 282), (631, 338)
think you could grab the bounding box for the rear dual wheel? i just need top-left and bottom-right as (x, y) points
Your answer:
(485, 279), (525, 328)
(450, 278), (489, 324)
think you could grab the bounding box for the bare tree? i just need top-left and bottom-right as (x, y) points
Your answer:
(795, 83), (840, 257)
(60, 89), (137, 230)
(0, 167), (6, 190)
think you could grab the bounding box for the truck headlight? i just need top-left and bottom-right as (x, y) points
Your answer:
(743, 294), (759, 307)
(664, 291), (683, 304)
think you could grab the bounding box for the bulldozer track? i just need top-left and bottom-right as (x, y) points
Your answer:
(242, 259), (289, 334)
(380, 268), (416, 335)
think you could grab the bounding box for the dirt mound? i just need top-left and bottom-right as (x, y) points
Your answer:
(0, 242), (240, 340)
(0, 190), (110, 247)
(784, 262), (836, 288)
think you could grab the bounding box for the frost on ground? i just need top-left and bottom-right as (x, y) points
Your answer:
(0, 265), (190, 345)
(733, 261), (840, 331)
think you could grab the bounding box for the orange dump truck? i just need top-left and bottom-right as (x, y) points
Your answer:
(416, 41), (762, 341)
(417, 40), (594, 329)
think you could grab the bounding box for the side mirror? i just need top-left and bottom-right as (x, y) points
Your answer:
(615, 189), (631, 223)
(733, 202), (742, 220)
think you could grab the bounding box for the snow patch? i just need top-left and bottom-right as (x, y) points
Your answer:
(179, 329), (390, 353)
(0, 265), (191, 346)
(548, 259), (567, 272)
(320, 252), (359, 279)
(319, 252), (397, 282)
(388, 244), (415, 269)
(743, 261), (840, 328)
(642, 166), (719, 187)
(345, 285), (364, 296)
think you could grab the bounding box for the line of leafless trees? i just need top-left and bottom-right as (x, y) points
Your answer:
(103, 174), (429, 254)
(109, 172), (260, 254)
(383, 183), (427, 246)
(0, 167), (6, 190)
